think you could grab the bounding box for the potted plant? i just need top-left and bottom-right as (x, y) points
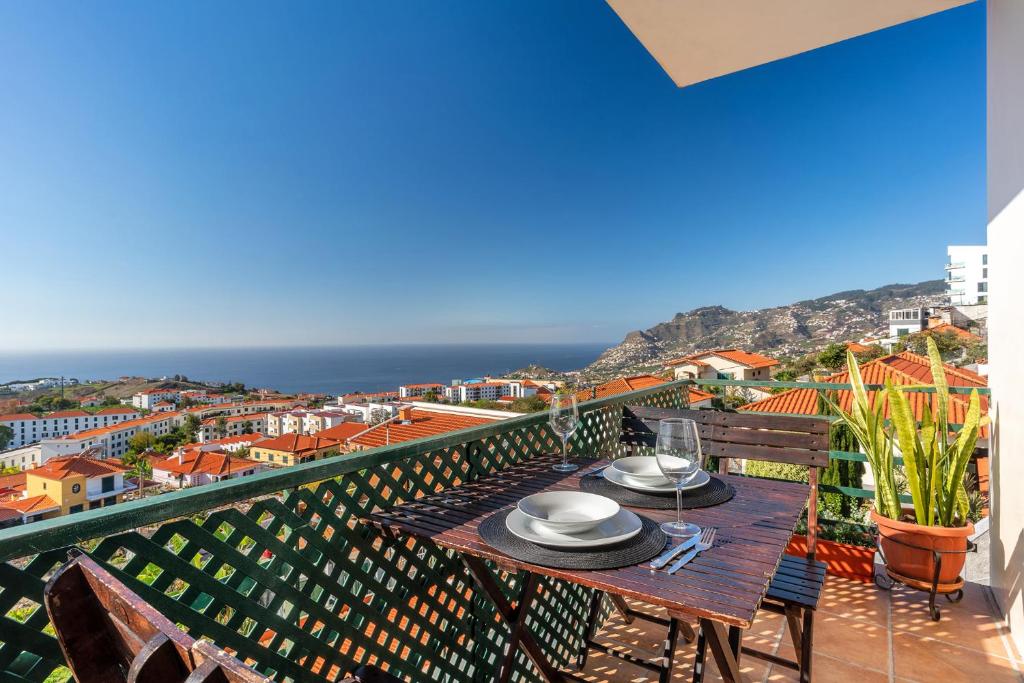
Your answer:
(827, 337), (982, 589)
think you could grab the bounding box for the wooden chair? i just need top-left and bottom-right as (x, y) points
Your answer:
(43, 551), (403, 683)
(580, 406), (830, 683)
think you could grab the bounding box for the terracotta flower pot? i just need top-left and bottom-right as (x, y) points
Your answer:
(871, 510), (973, 589)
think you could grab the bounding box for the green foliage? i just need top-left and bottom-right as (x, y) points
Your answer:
(215, 416), (228, 438)
(240, 420), (254, 434)
(744, 460), (808, 483)
(100, 396), (120, 406)
(183, 414), (202, 440)
(422, 390), (439, 403)
(24, 394), (77, 413)
(509, 395), (548, 413)
(127, 431), (156, 455)
(853, 344), (887, 363)
(0, 424), (13, 450)
(773, 370), (798, 382)
(461, 400), (503, 410)
(816, 343), (848, 370)
(0, 465), (21, 475)
(962, 341), (988, 366)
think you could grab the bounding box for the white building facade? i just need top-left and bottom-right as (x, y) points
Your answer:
(946, 245), (989, 305)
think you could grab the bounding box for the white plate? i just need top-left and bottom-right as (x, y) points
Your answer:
(505, 507), (643, 549)
(610, 456), (673, 486)
(604, 467), (710, 493)
(517, 491), (619, 534)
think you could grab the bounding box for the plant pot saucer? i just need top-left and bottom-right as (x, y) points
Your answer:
(884, 567), (964, 594)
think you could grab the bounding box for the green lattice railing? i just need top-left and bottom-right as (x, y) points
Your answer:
(0, 381), (694, 683)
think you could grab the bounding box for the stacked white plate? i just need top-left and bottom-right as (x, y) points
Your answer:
(506, 491), (642, 548)
(603, 456), (710, 493)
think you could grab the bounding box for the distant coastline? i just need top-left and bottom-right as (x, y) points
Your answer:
(0, 344), (610, 395)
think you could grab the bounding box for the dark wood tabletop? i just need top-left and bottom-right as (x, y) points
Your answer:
(363, 454), (809, 629)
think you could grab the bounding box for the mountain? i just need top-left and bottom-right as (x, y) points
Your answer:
(582, 280), (945, 379)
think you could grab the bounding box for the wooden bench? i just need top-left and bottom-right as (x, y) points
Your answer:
(603, 405), (831, 683)
(44, 551), (403, 683)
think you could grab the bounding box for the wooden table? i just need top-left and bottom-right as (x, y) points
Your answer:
(363, 454), (809, 683)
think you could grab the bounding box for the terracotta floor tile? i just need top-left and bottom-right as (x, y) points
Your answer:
(776, 612), (890, 674)
(818, 576), (891, 626)
(765, 653), (889, 683)
(892, 630), (1023, 683)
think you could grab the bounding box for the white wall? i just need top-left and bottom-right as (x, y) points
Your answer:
(987, 0), (1024, 657)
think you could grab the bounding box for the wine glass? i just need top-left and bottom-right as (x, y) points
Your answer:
(655, 418), (702, 537)
(549, 395), (579, 472)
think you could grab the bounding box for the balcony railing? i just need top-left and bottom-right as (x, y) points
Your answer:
(945, 261), (966, 270)
(0, 378), (991, 682)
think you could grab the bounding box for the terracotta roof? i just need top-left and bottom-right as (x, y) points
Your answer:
(251, 433), (342, 454)
(922, 324), (983, 342)
(190, 433), (268, 448)
(46, 410), (91, 419)
(401, 383), (445, 389)
(0, 472), (27, 492)
(315, 422), (371, 441)
(0, 413), (40, 422)
(740, 351), (988, 434)
(30, 454), (129, 480)
(67, 411), (176, 440)
(669, 349), (780, 369)
(0, 507), (22, 523)
(151, 449), (262, 477)
(688, 388), (717, 404)
(845, 342), (875, 354)
(351, 409), (496, 449)
(575, 375), (714, 406)
(1, 494), (59, 514)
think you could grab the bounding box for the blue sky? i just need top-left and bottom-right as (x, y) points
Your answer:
(0, 1), (985, 350)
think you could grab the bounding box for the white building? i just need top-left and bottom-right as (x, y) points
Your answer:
(0, 445), (43, 471)
(337, 402), (400, 424)
(132, 389), (181, 410)
(399, 383), (446, 399)
(946, 245), (989, 305)
(198, 413), (269, 442)
(887, 307), (930, 338)
(0, 407), (140, 449)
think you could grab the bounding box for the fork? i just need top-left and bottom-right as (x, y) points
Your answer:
(666, 527), (717, 575)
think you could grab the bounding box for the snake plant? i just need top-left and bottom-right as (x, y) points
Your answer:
(827, 337), (982, 526)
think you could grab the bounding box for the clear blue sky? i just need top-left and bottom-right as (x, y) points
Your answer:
(0, 1), (985, 350)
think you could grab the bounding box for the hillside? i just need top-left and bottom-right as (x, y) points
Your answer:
(583, 280), (944, 379)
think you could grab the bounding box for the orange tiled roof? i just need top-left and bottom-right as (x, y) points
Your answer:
(402, 383), (445, 389)
(315, 422), (372, 441)
(30, 454), (129, 480)
(1, 494), (59, 514)
(252, 433), (342, 454)
(846, 342), (875, 354)
(351, 409), (496, 449)
(576, 375), (714, 406)
(46, 410), (91, 419)
(185, 433), (268, 449)
(923, 323), (983, 342)
(150, 449), (261, 477)
(668, 349), (779, 369)
(66, 411), (176, 440)
(96, 406), (137, 415)
(740, 351), (988, 433)
(0, 472), (27, 492)
(0, 413), (40, 422)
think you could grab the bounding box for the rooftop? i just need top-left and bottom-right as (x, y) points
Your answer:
(150, 449), (262, 477)
(666, 348), (781, 369)
(251, 433), (342, 454)
(29, 454), (129, 481)
(350, 407), (497, 448)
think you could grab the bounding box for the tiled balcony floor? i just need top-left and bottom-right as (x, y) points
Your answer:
(574, 577), (1023, 682)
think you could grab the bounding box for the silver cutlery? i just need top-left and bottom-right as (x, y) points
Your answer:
(581, 464), (609, 477)
(650, 532), (701, 570)
(667, 527), (717, 575)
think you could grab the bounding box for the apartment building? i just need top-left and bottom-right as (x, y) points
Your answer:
(197, 413), (269, 442)
(265, 409), (351, 436)
(946, 244), (989, 305)
(54, 412), (178, 459)
(398, 383), (445, 399)
(887, 307), (930, 338)
(0, 406), (140, 449)
(187, 433), (268, 453)
(132, 389), (181, 410)
(0, 452), (134, 523)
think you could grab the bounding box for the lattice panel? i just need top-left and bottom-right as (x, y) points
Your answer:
(0, 386), (684, 683)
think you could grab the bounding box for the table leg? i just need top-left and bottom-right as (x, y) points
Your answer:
(460, 556), (564, 683)
(699, 619), (748, 683)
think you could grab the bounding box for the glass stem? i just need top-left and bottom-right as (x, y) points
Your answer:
(561, 435), (568, 466)
(676, 485), (683, 527)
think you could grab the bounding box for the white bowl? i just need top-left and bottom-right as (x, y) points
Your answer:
(516, 491), (620, 534)
(610, 456), (672, 485)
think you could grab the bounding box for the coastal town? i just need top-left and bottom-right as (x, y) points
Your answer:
(0, 244), (990, 530)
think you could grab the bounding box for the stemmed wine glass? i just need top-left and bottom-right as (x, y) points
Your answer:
(548, 394), (579, 472)
(655, 418), (702, 537)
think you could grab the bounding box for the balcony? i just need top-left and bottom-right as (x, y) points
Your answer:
(945, 262), (966, 270)
(0, 379), (1015, 683)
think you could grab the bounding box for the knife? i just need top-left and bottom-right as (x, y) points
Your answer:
(650, 533), (700, 570)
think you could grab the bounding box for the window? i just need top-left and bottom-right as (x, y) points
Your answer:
(978, 282), (988, 293)
(69, 504), (83, 514)
(983, 268), (988, 278)
(101, 476), (114, 493)
(983, 254), (988, 265)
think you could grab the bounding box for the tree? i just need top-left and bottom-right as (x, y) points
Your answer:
(509, 395), (548, 413)
(234, 446), (250, 459)
(127, 431), (155, 455)
(240, 420), (254, 435)
(100, 395), (120, 407)
(816, 343), (848, 371)
(215, 417), (228, 438)
(422, 390), (439, 403)
(0, 425), (13, 451)
(183, 414), (202, 440)
(369, 408), (392, 425)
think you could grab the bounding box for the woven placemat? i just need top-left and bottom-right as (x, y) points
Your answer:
(579, 472), (735, 510)
(478, 509), (667, 570)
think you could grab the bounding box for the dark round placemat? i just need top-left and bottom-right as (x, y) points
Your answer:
(478, 509), (667, 570)
(579, 472), (735, 510)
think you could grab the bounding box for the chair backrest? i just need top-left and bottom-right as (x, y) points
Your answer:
(621, 406), (831, 557)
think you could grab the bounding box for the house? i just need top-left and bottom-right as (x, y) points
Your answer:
(152, 401), (176, 413)
(198, 413), (269, 442)
(248, 433), (343, 467)
(398, 383), (446, 399)
(184, 433), (269, 453)
(919, 322), (984, 344)
(149, 447), (265, 489)
(574, 375), (716, 408)
(312, 422), (372, 445)
(20, 451), (134, 517)
(348, 406), (499, 450)
(77, 396), (103, 408)
(665, 349), (779, 382)
(132, 389), (181, 410)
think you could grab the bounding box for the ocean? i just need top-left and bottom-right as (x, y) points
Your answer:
(0, 344), (610, 395)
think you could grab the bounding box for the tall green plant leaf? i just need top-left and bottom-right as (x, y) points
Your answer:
(887, 380), (925, 523)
